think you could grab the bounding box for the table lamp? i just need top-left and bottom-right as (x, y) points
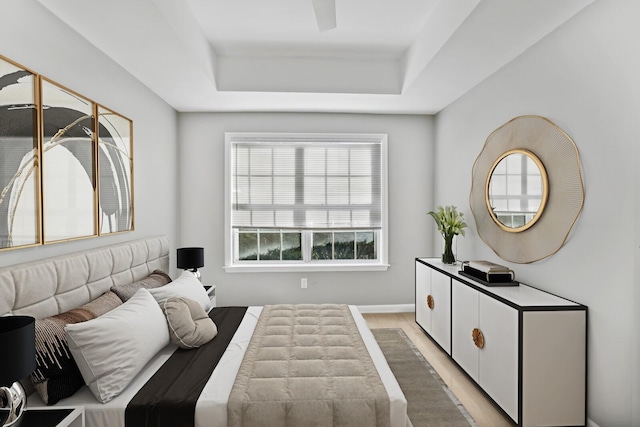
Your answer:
(177, 247), (204, 280)
(0, 316), (35, 427)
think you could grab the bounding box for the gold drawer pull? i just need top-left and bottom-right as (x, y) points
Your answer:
(472, 328), (484, 349)
(426, 295), (434, 310)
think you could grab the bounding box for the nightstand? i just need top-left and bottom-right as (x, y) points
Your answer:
(17, 407), (84, 427)
(204, 285), (216, 308)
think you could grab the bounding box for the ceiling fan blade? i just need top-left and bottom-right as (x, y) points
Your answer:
(311, 0), (336, 32)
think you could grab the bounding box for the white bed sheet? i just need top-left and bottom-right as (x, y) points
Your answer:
(30, 306), (408, 427)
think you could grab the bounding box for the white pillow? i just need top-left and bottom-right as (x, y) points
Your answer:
(149, 270), (212, 312)
(65, 288), (170, 403)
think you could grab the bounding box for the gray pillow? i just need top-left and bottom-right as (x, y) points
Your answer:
(162, 297), (217, 349)
(111, 269), (171, 302)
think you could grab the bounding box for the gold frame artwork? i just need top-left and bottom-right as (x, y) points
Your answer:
(97, 105), (134, 235)
(40, 77), (98, 244)
(0, 55), (42, 251)
(0, 53), (134, 251)
(470, 115), (584, 264)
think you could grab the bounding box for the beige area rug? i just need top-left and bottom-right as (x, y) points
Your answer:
(372, 328), (477, 427)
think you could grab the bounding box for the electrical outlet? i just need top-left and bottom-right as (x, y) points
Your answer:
(301, 278), (308, 289)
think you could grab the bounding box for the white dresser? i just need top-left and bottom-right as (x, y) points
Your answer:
(415, 258), (587, 427)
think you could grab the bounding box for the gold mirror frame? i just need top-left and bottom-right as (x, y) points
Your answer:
(485, 149), (549, 233)
(470, 116), (584, 263)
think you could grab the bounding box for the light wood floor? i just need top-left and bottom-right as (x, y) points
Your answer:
(362, 312), (514, 427)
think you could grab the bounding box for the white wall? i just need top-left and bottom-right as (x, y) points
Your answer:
(435, 1), (640, 425)
(0, 1), (179, 268)
(178, 112), (433, 307)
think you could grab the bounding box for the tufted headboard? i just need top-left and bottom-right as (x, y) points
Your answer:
(0, 236), (170, 318)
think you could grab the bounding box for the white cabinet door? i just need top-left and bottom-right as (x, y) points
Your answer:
(452, 283), (519, 422)
(478, 293), (519, 422)
(415, 262), (431, 332)
(451, 280), (479, 381)
(430, 269), (451, 354)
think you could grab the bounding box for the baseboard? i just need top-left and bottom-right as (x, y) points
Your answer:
(587, 419), (600, 427)
(356, 304), (415, 314)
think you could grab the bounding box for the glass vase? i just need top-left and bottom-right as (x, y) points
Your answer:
(442, 234), (456, 265)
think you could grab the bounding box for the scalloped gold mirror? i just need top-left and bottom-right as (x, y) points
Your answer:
(486, 149), (549, 232)
(470, 116), (584, 263)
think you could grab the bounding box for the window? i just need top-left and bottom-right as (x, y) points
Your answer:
(224, 133), (388, 272)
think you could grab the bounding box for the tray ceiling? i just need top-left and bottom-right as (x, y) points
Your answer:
(37, 0), (594, 113)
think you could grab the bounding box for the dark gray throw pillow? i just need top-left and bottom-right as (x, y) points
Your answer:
(111, 269), (172, 302)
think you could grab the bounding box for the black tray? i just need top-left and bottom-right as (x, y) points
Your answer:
(458, 270), (519, 287)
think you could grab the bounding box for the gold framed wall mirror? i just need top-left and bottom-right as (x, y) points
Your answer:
(485, 149), (549, 233)
(470, 115), (584, 263)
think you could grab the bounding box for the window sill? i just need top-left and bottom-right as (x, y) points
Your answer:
(223, 263), (390, 273)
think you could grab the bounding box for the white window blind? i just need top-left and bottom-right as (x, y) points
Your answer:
(230, 134), (384, 230)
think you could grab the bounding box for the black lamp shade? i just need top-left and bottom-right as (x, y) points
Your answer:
(177, 247), (204, 270)
(0, 316), (36, 386)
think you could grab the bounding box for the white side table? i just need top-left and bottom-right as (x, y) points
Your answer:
(204, 285), (216, 308)
(19, 407), (84, 427)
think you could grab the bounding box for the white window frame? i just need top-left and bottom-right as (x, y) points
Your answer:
(224, 132), (389, 273)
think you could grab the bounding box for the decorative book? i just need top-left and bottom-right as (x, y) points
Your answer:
(459, 260), (518, 287)
(467, 260), (512, 274)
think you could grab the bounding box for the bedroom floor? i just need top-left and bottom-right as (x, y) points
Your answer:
(362, 312), (513, 427)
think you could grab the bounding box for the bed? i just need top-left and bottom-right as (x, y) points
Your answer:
(0, 236), (409, 427)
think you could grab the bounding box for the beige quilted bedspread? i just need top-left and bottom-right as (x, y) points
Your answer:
(228, 304), (390, 427)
